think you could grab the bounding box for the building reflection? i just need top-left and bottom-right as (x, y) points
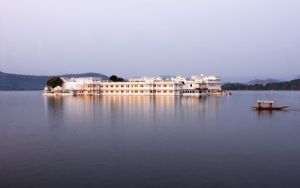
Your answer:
(44, 96), (65, 128)
(44, 95), (223, 127)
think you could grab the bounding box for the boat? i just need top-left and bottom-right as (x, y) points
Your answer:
(252, 100), (289, 111)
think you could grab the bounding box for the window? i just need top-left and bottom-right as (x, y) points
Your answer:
(121, 85), (124, 87)
(190, 84), (192, 87)
(169, 84), (173, 87)
(163, 85), (167, 87)
(140, 85), (144, 87)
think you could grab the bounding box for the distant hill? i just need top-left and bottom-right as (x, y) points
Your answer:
(160, 75), (175, 80)
(61, 73), (108, 78)
(247, 79), (281, 86)
(222, 79), (300, 90)
(0, 71), (108, 91)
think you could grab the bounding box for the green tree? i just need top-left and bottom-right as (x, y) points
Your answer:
(109, 75), (118, 82)
(47, 77), (64, 88)
(117, 77), (124, 82)
(109, 75), (124, 82)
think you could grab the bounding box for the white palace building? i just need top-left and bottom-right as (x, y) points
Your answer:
(44, 75), (224, 97)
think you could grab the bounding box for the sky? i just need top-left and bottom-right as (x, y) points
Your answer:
(0, 0), (299, 81)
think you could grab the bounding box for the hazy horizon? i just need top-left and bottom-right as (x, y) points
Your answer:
(1, 0), (299, 82)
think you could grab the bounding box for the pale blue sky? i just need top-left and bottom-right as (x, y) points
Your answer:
(0, 0), (299, 81)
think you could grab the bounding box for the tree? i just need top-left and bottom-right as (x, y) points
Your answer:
(47, 77), (64, 88)
(117, 77), (124, 82)
(109, 75), (124, 82)
(109, 75), (118, 82)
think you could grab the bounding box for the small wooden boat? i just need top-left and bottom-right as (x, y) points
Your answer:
(252, 100), (289, 111)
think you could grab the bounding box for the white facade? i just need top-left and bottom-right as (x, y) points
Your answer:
(190, 75), (222, 93)
(202, 75), (222, 93)
(61, 77), (102, 91)
(44, 75), (222, 96)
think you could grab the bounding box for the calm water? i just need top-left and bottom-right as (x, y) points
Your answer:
(1, 91), (300, 188)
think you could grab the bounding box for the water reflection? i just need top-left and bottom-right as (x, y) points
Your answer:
(255, 110), (273, 119)
(255, 109), (292, 120)
(45, 94), (293, 129)
(44, 96), (65, 128)
(44, 96), (217, 127)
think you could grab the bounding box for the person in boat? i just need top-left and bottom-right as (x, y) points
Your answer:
(269, 102), (273, 109)
(258, 102), (261, 108)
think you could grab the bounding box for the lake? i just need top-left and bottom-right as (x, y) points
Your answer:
(1, 91), (300, 188)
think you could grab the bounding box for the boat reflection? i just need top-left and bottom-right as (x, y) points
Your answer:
(255, 110), (273, 119)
